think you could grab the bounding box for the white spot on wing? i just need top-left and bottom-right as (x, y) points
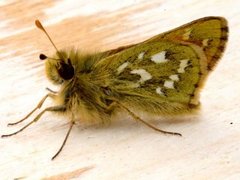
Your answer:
(117, 62), (129, 74)
(169, 74), (179, 81)
(138, 52), (145, 60)
(131, 69), (152, 83)
(202, 39), (209, 47)
(177, 59), (189, 73)
(183, 28), (192, 40)
(164, 80), (174, 89)
(151, 51), (169, 63)
(156, 87), (164, 95)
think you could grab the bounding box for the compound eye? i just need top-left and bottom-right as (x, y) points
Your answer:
(57, 59), (74, 80)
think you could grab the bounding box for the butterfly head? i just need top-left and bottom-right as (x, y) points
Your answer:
(40, 53), (75, 84)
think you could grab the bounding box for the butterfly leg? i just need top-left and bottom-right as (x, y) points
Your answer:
(7, 93), (56, 126)
(46, 87), (58, 94)
(51, 116), (75, 160)
(2, 105), (66, 138)
(117, 101), (182, 136)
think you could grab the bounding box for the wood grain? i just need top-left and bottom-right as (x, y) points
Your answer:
(1, 0), (240, 179)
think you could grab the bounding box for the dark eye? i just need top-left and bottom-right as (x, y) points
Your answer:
(57, 59), (74, 80)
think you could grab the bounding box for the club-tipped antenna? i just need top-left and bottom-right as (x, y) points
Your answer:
(35, 20), (64, 59)
(39, 53), (61, 61)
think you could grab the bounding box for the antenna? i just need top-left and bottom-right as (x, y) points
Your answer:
(39, 53), (60, 61)
(35, 20), (64, 59)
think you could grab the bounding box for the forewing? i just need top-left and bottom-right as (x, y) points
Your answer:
(99, 44), (137, 58)
(94, 17), (228, 108)
(145, 16), (228, 70)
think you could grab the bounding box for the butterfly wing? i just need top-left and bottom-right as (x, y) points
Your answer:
(94, 16), (228, 115)
(99, 44), (137, 57)
(145, 16), (228, 70)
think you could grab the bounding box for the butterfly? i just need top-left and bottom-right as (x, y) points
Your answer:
(2, 16), (228, 160)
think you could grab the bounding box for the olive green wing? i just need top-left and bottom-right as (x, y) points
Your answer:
(145, 16), (228, 70)
(93, 17), (228, 114)
(99, 44), (137, 58)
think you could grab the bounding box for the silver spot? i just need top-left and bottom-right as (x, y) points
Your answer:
(183, 28), (192, 40)
(156, 87), (164, 95)
(202, 39), (209, 47)
(131, 69), (152, 83)
(151, 51), (169, 63)
(177, 59), (189, 73)
(138, 52), (145, 60)
(169, 74), (179, 81)
(164, 80), (174, 89)
(117, 62), (129, 74)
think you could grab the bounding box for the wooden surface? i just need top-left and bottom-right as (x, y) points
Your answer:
(1, 1), (240, 179)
